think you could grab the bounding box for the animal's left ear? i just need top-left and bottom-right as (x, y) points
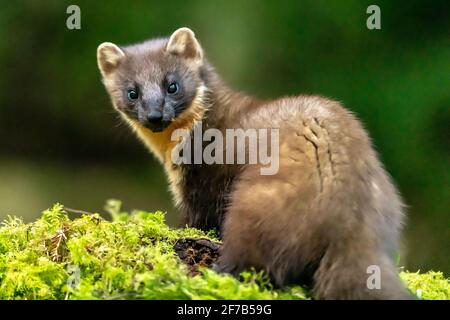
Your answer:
(166, 27), (203, 62)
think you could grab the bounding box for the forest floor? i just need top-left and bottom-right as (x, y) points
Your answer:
(0, 201), (448, 300)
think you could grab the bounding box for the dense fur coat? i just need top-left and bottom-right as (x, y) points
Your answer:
(97, 28), (412, 299)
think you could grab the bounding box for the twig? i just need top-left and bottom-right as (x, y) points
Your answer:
(64, 207), (95, 216)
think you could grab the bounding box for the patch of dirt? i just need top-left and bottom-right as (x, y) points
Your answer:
(174, 238), (222, 275)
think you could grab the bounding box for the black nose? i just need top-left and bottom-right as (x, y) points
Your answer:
(147, 111), (163, 123)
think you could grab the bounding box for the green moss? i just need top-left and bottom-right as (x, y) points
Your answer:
(0, 202), (448, 300)
(401, 271), (450, 300)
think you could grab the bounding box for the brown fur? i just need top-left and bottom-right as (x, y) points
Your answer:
(97, 28), (412, 299)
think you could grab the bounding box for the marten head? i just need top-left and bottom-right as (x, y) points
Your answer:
(97, 28), (207, 132)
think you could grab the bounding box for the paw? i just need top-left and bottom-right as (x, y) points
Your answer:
(212, 259), (240, 277)
(211, 262), (224, 273)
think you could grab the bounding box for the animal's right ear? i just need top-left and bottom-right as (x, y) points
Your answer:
(97, 42), (125, 76)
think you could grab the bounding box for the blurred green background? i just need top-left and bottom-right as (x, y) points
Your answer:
(0, 0), (448, 273)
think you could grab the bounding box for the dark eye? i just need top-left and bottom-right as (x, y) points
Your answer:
(127, 89), (139, 100)
(167, 82), (178, 94)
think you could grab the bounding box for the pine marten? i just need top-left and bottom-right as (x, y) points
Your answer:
(97, 27), (412, 299)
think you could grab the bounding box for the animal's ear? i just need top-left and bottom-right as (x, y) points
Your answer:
(166, 27), (203, 62)
(97, 42), (125, 76)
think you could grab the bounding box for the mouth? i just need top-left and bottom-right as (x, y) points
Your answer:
(143, 120), (171, 132)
